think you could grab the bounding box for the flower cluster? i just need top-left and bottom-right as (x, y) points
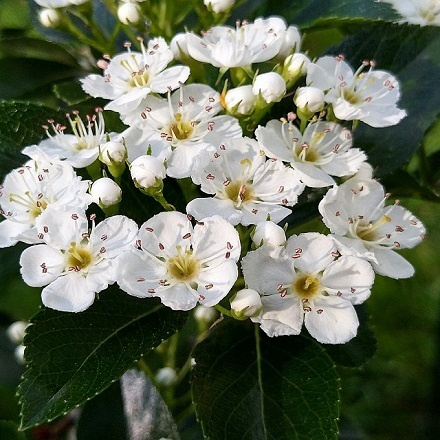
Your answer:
(0, 13), (426, 345)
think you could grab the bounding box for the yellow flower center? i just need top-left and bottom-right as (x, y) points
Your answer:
(67, 243), (93, 271)
(168, 247), (200, 281)
(357, 215), (391, 242)
(168, 113), (194, 140)
(293, 274), (322, 300)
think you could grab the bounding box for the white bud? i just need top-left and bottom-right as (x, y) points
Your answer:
(155, 367), (177, 387)
(117, 2), (142, 25)
(294, 86), (325, 114)
(203, 0), (235, 13)
(224, 85), (256, 115)
(130, 155), (166, 189)
(90, 178), (122, 208)
(194, 305), (218, 323)
(6, 321), (29, 345)
(39, 8), (60, 28)
(278, 25), (302, 59)
(230, 289), (262, 319)
(252, 72), (286, 104)
(100, 140), (127, 165)
(252, 221), (286, 248)
(14, 345), (26, 364)
(284, 53), (310, 77)
(170, 33), (190, 61)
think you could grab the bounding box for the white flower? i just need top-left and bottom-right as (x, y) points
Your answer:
(283, 53), (310, 78)
(194, 305), (218, 322)
(0, 159), (91, 248)
(230, 288), (262, 318)
(306, 55), (406, 127)
(186, 137), (304, 226)
(34, 0), (89, 7)
(170, 33), (190, 61)
(117, 212), (241, 311)
(81, 38), (190, 115)
(183, 17), (287, 68)
(242, 232), (375, 344)
(100, 140), (127, 165)
(19, 208), (138, 312)
(6, 321), (29, 345)
(117, 2), (142, 25)
(155, 367), (177, 386)
(130, 155), (166, 189)
(318, 165), (426, 279)
(252, 72), (286, 103)
(252, 221), (286, 249)
(380, 0), (440, 26)
(90, 178), (122, 208)
(256, 119), (366, 187)
(39, 8), (60, 27)
(203, 0), (235, 13)
(277, 25), (302, 59)
(223, 85), (256, 116)
(294, 86), (325, 114)
(23, 110), (107, 168)
(121, 84), (242, 178)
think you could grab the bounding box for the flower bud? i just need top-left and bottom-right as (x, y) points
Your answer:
(14, 345), (26, 364)
(278, 25), (302, 59)
(39, 8), (60, 28)
(294, 86), (325, 115)
(230, 289), (262, 319)
(6, 321), (29, 345)
(252, 221), (286, 248)
(194, 305), (218, 323)
(155, 367), (177, 387)
(130, 155), (166, 190)
(282, 53), (310, 85)
(100, 140), (127, 165)
(252, 72), (286, 104)
(170, 33), (190, 61)
(223, 85), (256, 116)
(90, 178), (122, 208)
(117, 2), (142, 25)
(203, 0), (235, 14)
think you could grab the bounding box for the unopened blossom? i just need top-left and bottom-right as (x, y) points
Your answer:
(203, 0), (235, 14)
(90, 178), (122, 208)
(306, 55), (406, 127)
(34, 0), (89, 7)
(22, 110), (107, 168)
(318, 164), (426, 279)
(6, 321), (29, 364)
(117, 2), (142, 25)
(183, 17), (287, 68)
(39, 8), (60, 27)
(242, 232), (375, 344)
(170, 33), (190, 61)
(256, 120), (366, 187)
(252, 221), (286, 250)
(0, 159), (91, 248)
(277, 25), (302, 59)
(230, 288), (262, 318)
(20, 208), (138, 312)
(187, 137), (304, 225)
(252, 72), (286, 104)
(81, 38), (190, 115)
(155, 367), (177, 387)
(130, 155), (166, 189)
(100, 140), (127, 165)
(121, 84), (242, 178)
(294, 86), (325, 115)
(380, 0), (440, 26)
(117, 212), (241, 310)
(223, 85), (256, 116)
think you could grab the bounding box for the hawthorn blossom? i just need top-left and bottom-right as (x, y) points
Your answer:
(256, 119), (366, 187)
(203, 0), (235, 13)
(306, 55), (406, 127)
(19, 208), (138, 312)
(252, 72), (286, 103)
(81, 38), (190, 115)
(183, 17), (288, 68)
(242, 232), (375, 344)
(187, 137), (304, 225)
(22, 110), (107, 168)
(380, 0), (440, 26)
(0, 159), (91, 248)
(121, 84), (242, 178)
(117, 212), (241, 310)
(39, 8), (60, 27)
(318, 164), (426, 279)
(34, 0), (89, 7)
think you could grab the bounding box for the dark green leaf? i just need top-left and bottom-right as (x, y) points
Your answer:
(18, 288), (187, 430)
(324, 305), (377, 368)
(192, 321), (340, 440)
(53, 81), (90, 106)
(0, 421), (26, 440)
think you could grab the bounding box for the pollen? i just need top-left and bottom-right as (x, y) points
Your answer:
(293, 274), (322, 300)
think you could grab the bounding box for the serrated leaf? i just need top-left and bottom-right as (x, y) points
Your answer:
(192, 322), (340, 440)
(18, 288), (187, 430)
(53, 81), (90, 106)
(328, 25), (440, 176)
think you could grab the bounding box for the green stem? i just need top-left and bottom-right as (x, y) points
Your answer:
(62, 15), (108, 53)
(137, 358), (157, 384)
(214, 304), (234, 318)
(153, 193), (176, 211)
(255, 324), (268, 437)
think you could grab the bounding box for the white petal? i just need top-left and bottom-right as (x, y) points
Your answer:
(80, 75), (120, 100)
(20, 244), (65, 287)
(305, 296), (359, 344)
(291, 161), (335, 187)
(41, 274), (96, 313)
(157, 283), (199, 311)
(149, 65), (190, 93)
(186, 198), (242, 225)
(0, 220), (30, 248)
(371, 248), (415, 279)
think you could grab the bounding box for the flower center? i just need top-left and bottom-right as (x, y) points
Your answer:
(225, 182), (254, 207)
(168, 247), (200, 281)
(67, 243), (93, 271)
(293, 274), (322, 299)
(9, 192), (49, 219)
(168, 113), (194, 140)
(342, 88), (361, 105)
(128, 70), (150, 88)
(295, 143), (320, 163)
(357, 215), (391, 242)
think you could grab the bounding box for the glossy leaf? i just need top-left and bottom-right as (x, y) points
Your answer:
(53, 81), (90, 106)
(192, 321), (340, 440)
(18, 289), (187, 430)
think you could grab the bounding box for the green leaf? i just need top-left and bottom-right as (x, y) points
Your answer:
(328, 24), (440, 176)
(18, 288), (187, 430)
(324, 305), (377, 368)
(192, 321), (340, 440)
(53, 81), (90, 106)
(0, 421), (26, 440)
